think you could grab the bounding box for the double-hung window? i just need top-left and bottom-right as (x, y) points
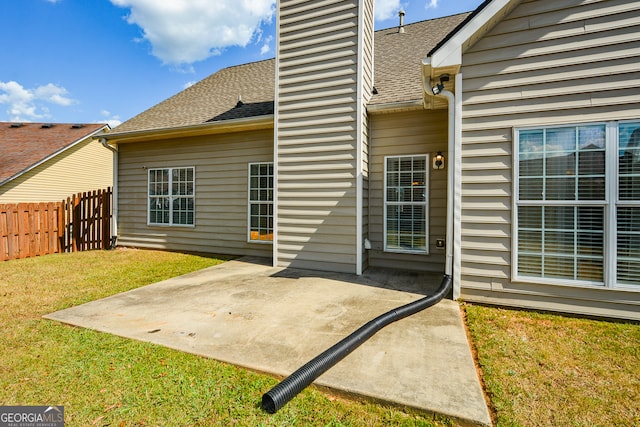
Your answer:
(248, 162), (273, 242)
(384, 155), (428, 254)
(148, 167), (195, 226)
(617, 122), (640, 286)
(515, 121), (640, 288)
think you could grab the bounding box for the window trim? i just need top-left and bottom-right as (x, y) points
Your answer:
(247, 162), (274, 244)
(147, 166), (195, 227)
(613, 120), (640, 290)
(513, 121), (640, 291)
(383, 154), (429, 255)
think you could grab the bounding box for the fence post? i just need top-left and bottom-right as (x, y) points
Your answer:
(73, 193), (79, 252)
(101, 188), (111, 249)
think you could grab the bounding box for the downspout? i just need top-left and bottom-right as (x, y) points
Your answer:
(428, 73), (462, 299)
(100, 138), (118, 247)
(261, 274), (452, 413)
(439, 89), (455, 282)
(453, 73), (463, 300)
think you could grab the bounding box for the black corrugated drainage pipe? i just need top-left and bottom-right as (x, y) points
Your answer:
(261, 274), (453, 413)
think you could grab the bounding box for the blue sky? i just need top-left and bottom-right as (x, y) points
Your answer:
(0, 0), (484, 128)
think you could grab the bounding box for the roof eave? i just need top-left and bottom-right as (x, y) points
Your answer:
(422, 0), (522, 102)
(427, 0), (521, 69)
(101, 115), (275, 144)
(367, 99), (424, 114)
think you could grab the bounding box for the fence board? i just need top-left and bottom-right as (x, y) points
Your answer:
(1, 209), (8, 261)
(1, 187), (112, 261)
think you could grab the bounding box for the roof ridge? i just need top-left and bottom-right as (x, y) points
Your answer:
(0, 121), (107, 126)
(376, 11), (473, 33)
(205, 12), (476, 74)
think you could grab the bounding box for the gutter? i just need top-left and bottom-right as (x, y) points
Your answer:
(100, 138), (118, 246)
(102, 115), (274, 144)
(366, 99), (423, 114)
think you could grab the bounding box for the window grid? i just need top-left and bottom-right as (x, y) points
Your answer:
(148, 167), (194, 226)
(516, 122), (640, 289)
(617, 122), (640, 286)
(248, 162), (273, 242)
(384, 155), (428, 254)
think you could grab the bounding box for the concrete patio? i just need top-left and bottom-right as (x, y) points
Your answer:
(45, 257), (492, 426)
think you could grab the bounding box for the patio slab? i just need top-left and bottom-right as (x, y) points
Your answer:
(45, 257), (492, 426)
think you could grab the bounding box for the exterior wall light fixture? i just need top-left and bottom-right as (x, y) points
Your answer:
(433, 151), (445, 170)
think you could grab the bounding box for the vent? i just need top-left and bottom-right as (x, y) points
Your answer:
(398, 10), (406, 34)
(41, 123), (54, 128)
(9, 123), (23, 128)
(71, 124), (84, 129)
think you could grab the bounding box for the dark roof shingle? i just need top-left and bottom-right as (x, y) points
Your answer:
(0, 122), (107, 184)
(111, 13), (470, 135)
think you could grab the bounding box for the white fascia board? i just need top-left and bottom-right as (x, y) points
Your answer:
(428, 0), (515, 69)
(101, 116), (274, 144)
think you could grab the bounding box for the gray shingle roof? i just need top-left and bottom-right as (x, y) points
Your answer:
(372, 12), (469, 105)
(111, 12), (470, 135)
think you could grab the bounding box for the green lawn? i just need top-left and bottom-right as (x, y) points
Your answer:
(0, 249), (448, 426)
(465, 303), (639, 426)
(1, 249), (638, 426)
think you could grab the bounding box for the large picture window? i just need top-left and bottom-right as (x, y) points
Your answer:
(515, 122), (640, 288)
(384, 155), (428, 254)
(248, 162), (273, 242)
(148, 167), (194, 226)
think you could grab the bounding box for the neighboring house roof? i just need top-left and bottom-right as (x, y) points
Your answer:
(0, 122), (109, 186)
(110, 12), (470, 136)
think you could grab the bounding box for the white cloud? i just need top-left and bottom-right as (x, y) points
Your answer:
(260, 35), (273, 55)
(183, 81), (196, 89)
(99, 110), (122, 128)
(34, 83), (75, 106)
(110, 0), (276, 65)
(425, 0), (439, 9)
(0, 81), (76, 122)
(375, 0), (402, 21)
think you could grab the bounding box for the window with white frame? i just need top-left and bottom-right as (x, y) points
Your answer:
(384, 155), (428, 254)
(148, 167), (194, 226)
(617, 122), (640, 286)
(248, 162), (273, 242)
(515, 121), (640, 288)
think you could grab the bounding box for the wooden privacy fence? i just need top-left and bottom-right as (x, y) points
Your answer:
(0, 187), (112, 261)
(0, 202), (62, 261)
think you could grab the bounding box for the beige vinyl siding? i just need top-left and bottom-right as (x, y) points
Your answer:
(362, 111), (370, 270)
(0, 138), (113, 203)
(459, 0), (640, 320)
(276, 0), (372, 273)
(368, 109), (448, 272)
(117, 129), (273, 258)
(361, 0), (374, 270)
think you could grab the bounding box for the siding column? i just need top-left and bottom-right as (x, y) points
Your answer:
(275, 0), (374, 274)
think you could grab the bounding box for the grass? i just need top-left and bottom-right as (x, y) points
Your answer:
(0, 249), (448, 427)
(464, 303), (640, 426)
(2, 249), (639, 426)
